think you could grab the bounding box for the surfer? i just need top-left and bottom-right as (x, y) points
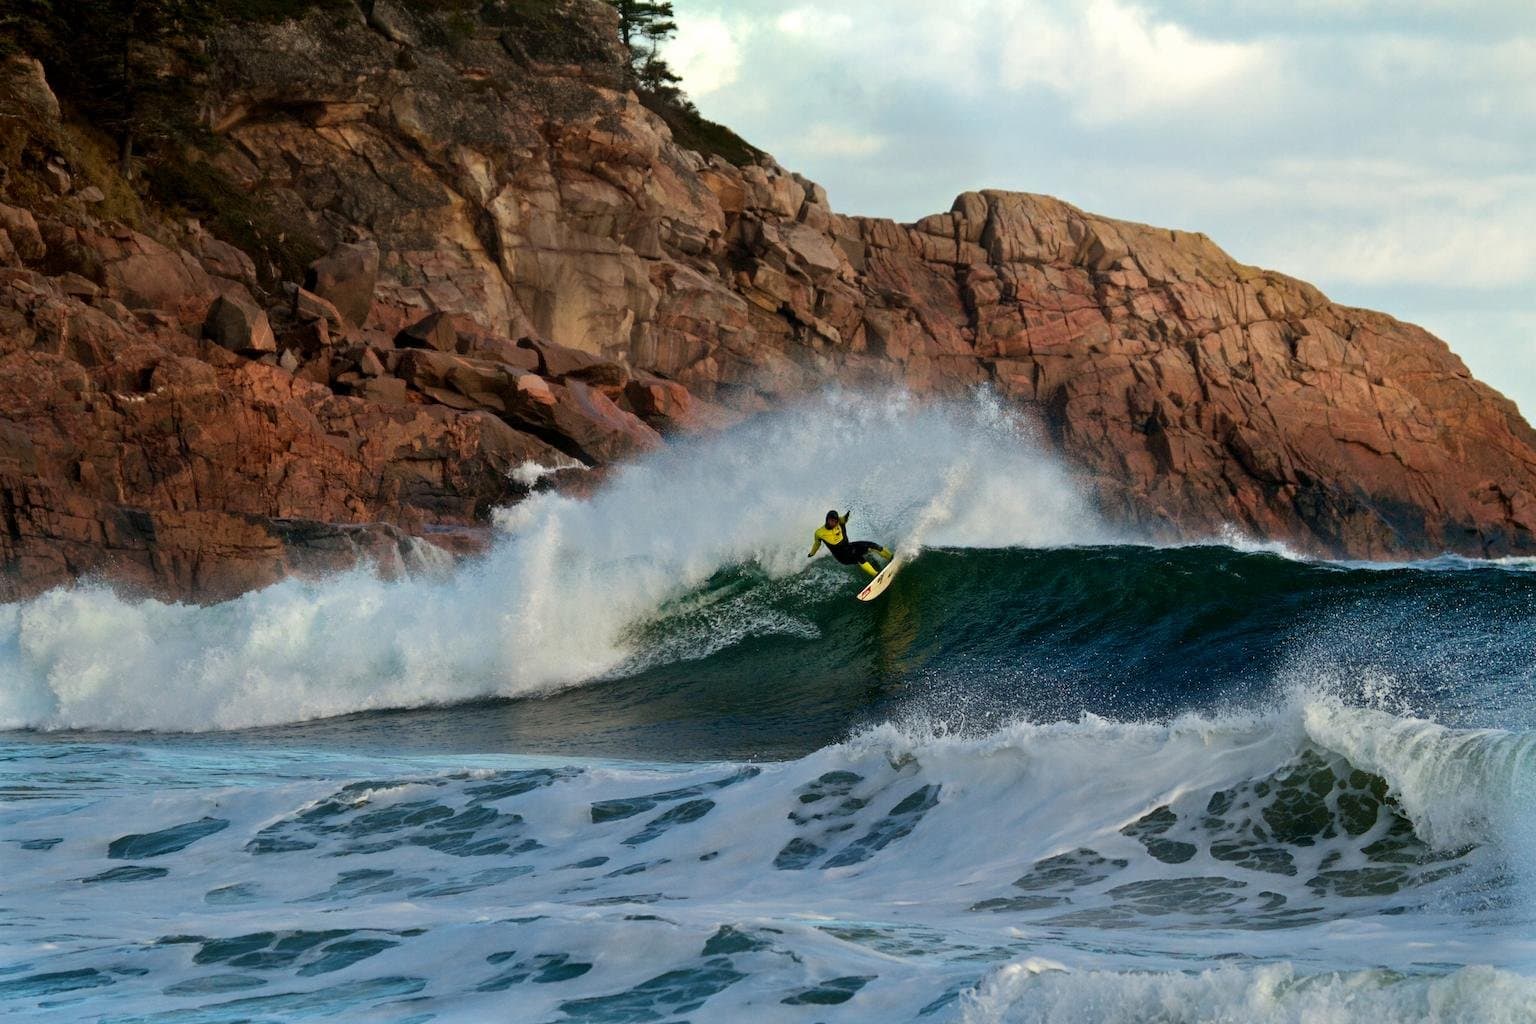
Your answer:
(808, 509), (893, 578)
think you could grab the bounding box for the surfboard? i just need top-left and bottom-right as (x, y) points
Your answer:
(856, 554), (904, 602)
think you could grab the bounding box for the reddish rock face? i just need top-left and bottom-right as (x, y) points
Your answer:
(396, 312), (459, 353)
(545, 379), (663, 464)
(0, 6), (1532, 601)
(305, 242), (379, 329)
(0, 204), (45, 264)
(204, 293), (276, 355)
(87, 228), (215, 319)
(0, 302), (569, 601)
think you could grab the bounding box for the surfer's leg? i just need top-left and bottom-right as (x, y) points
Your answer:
(878, 546), (892, 560)
(851, 542), (886, 576)
(852, 544), (881, 576)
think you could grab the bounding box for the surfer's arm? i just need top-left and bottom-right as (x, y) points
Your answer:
(808, 533), (823, 557)
(840, 510), (850, 526)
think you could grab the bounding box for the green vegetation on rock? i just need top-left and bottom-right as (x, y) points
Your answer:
(603, 0), (759, 166)
(144, 159), (326, 287)
(642, 97), (758, 167)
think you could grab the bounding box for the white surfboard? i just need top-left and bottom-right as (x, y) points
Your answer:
(856, 554), (904, 602)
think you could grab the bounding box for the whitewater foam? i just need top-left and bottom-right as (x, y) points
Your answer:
(0, 393), (1106, 732)
(1304, 697), (1536, 854)
(960, 962), (1536, 1024)
(5, 702), (1532, 1020)
(508, 455), (585, 488)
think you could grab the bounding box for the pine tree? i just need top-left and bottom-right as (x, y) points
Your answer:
(3, 0), (213, 175)
(0, 1), (61, 62)
(606, 0), (677, 89)
(89, 0), (213, 173)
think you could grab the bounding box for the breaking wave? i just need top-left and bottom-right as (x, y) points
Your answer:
(0, 393), (1105, 732)
(4, 700), (1533, 1019)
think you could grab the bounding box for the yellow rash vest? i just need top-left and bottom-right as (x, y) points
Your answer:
(808, 512), (890, 577)
(808, 513), (851, 558)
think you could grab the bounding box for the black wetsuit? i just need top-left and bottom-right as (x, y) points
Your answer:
(829, 539), (881, 565)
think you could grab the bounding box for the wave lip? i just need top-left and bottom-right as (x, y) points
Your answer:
(1304, 697), (1536, 853)
(849, 695), (1532, 892)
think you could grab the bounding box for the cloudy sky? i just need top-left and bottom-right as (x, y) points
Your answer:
(666, 1), (1536, 420)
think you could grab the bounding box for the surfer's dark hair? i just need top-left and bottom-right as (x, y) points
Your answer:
(826, 509), (838, 520)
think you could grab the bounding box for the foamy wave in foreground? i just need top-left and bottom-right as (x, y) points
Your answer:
(0, 393), (1105, 732)
(1303, 697), (1536, 851)
(852, 691), (1536, 860)
(961, 962), (1536, 1024)
(4, 700), (1532, 1020)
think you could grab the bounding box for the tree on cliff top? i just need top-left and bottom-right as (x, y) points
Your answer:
(606, 0), (680, 93)
(599, 0), (756, 165)
(2, 0), (214, 175)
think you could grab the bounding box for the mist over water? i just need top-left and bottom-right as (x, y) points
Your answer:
(4, 392), (1535, 1022)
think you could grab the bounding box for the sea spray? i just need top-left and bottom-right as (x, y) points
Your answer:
(0, 392), (1102, 732)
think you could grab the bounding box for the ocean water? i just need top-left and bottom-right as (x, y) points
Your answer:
(3, 396), (1534, 1022)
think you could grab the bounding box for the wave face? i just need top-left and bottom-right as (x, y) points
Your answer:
(3, 393), (1536, 1020)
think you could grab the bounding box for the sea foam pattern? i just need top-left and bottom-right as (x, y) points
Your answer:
(4, 700), (1533, 1022)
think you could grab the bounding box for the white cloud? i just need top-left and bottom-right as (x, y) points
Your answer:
(1198, 0), (1499, 13)
(1133, 160), (1535, 219)
(1266, 208), (1536, 290)
(766, 3), (994, 94)
(996, 0), (1271, 123)
(775, 7), (854, 38)
(727, 1), (1274, 124)
(666, 15), (743, 98)
(1117, 160), (1536, 289)
(774, 8), (807, 34)
(793, 123), (890, 159)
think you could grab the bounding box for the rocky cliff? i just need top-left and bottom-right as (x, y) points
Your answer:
(1, 0), (1532, 600)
